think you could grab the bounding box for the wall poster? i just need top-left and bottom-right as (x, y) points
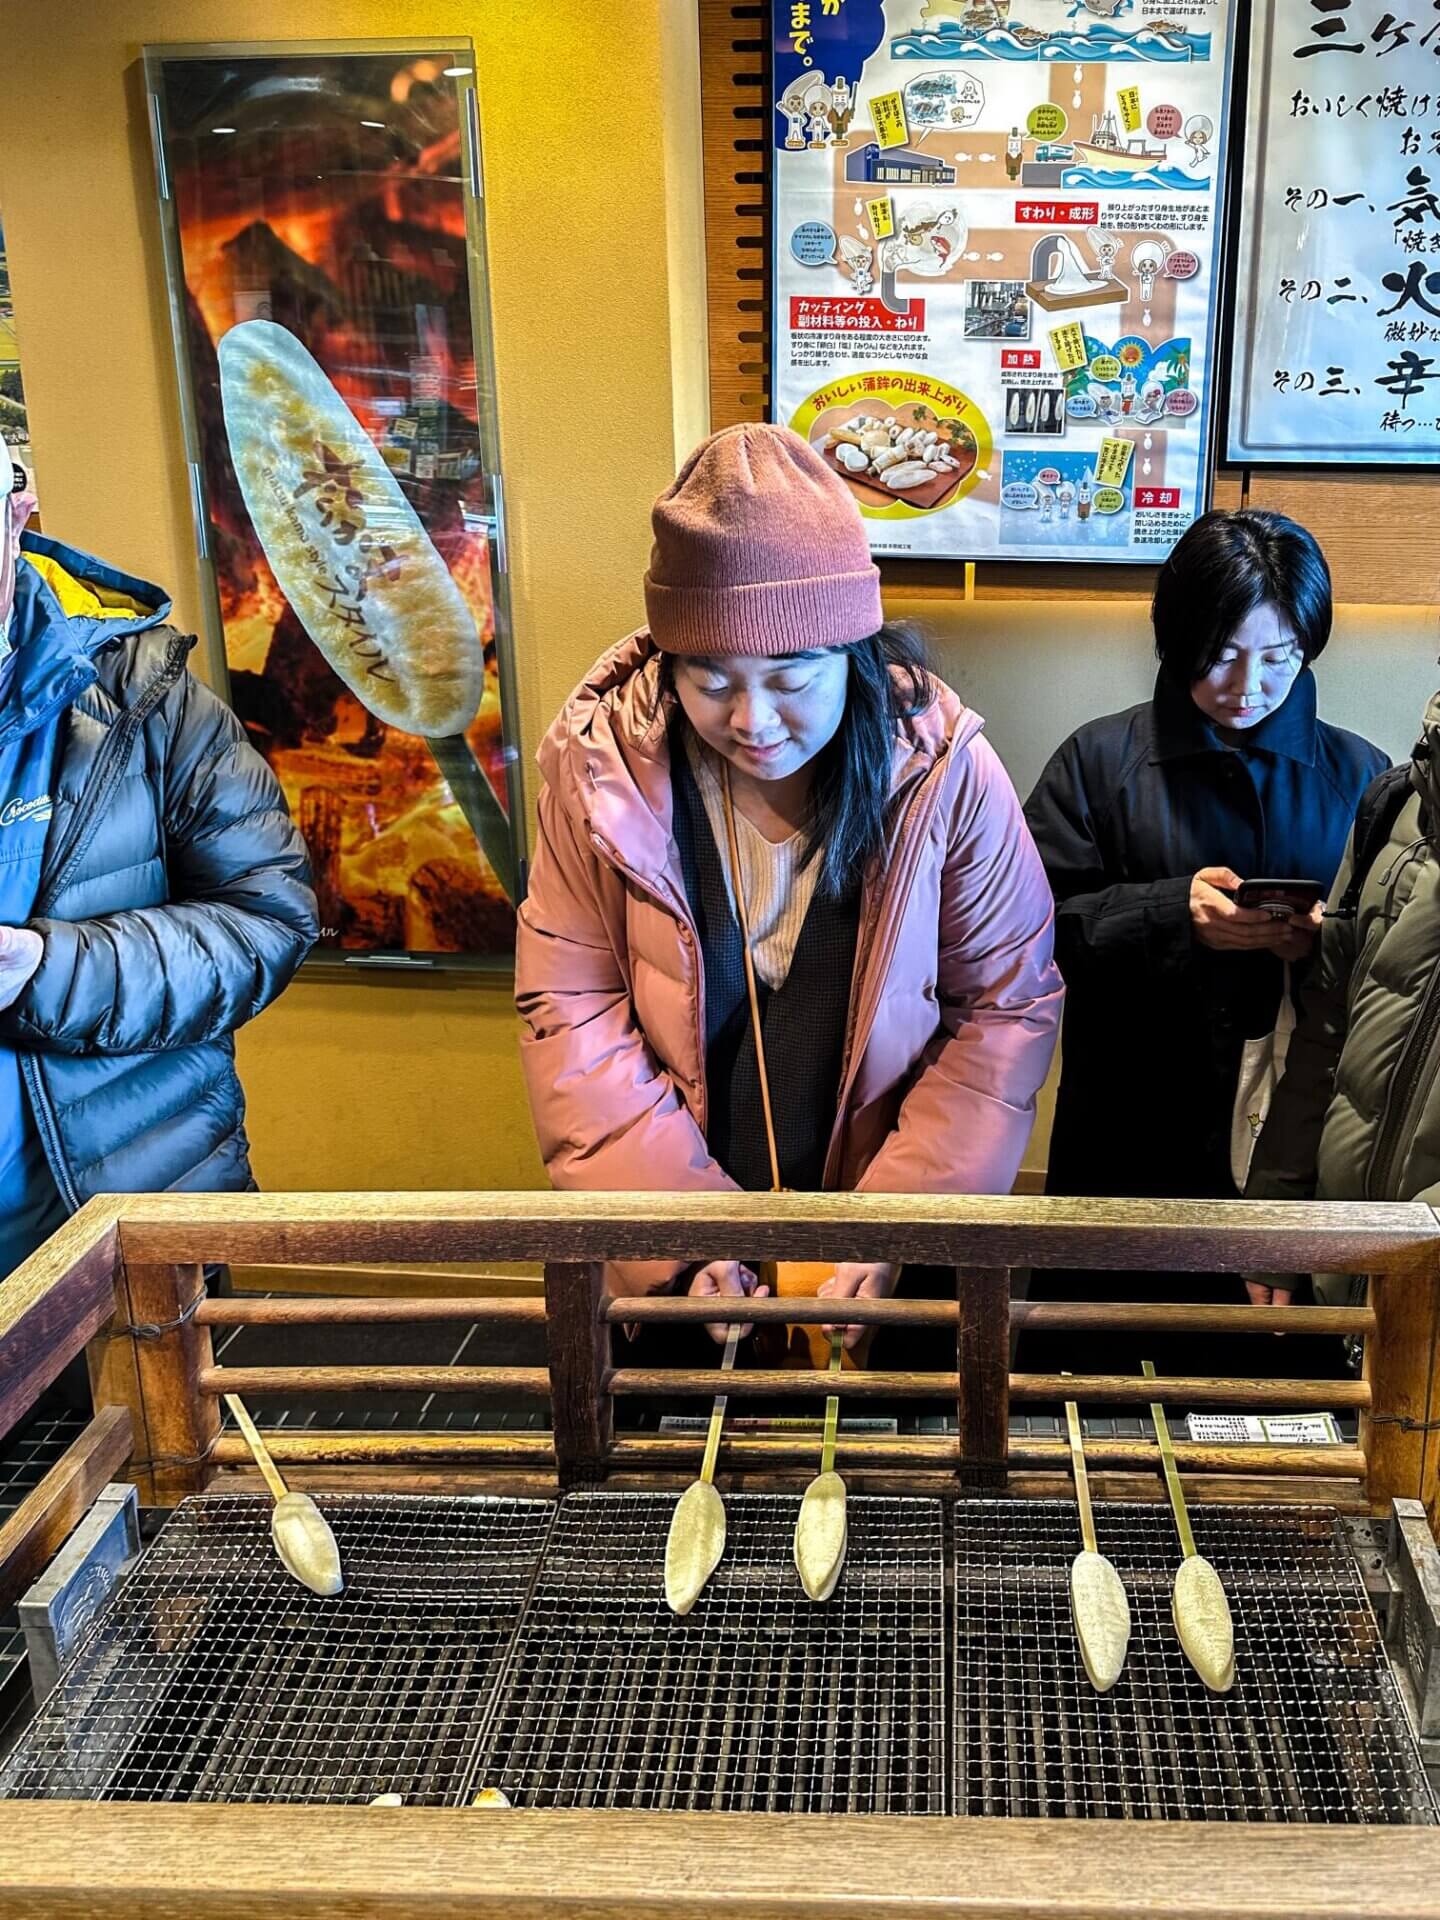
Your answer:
(771, 0), (1239, 562)
(0, 215), (37, 501)
(1228, 0), (1440, 464)
(145, 40), (523, 968)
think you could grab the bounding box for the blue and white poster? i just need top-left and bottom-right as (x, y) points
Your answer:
(771, 0), (1239, 561)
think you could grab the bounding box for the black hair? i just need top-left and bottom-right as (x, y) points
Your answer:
(1151, 509), (1333, 682)
(660, 622), (936, 899)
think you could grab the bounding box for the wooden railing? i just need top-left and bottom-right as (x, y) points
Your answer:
(0, 1190), (1436, 1559)
(0, 1188), (1439, 1913)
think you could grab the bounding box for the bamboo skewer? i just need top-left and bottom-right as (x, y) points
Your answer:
(1064, 1395), (1131, 1693)
(664, 1324), (742, 1616)
(795, 1331), (848, 1602)
(1143, 1361), (1235, 1693)
(224, 1394), (343, 1598)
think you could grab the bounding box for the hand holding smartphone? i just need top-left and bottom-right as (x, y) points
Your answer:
(1233, 878), (1324, 919)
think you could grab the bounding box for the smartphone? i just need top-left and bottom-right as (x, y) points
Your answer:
(1235, 878), (1324, 918)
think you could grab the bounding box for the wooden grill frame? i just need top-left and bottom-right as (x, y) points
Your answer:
(3, 1187), (1440, 1917)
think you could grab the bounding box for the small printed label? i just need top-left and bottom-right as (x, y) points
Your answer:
(1096, 435), (1135, 487)
(867, 195), (895, 239)
(1047, 321), (1089, 373)
(870, 90), (909, 151)
(1186, 1412), (1342, 1446)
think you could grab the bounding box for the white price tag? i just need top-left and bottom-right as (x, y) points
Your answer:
(1186, 1412), (1340, 1446)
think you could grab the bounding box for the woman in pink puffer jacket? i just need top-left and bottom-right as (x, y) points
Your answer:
(515, 423), (1062, 1347)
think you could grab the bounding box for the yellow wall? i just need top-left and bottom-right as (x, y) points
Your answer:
(4, 6), (1434, 1202)
(0, 0), (706, 1195)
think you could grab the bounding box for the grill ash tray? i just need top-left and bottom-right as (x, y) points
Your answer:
(0, 1493), (555, 1805)
(953, 1500), (1438, 1825)
(467, 1491), (948, 1814)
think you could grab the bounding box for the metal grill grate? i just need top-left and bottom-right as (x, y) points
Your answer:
(0, 1494), (554, 1804)
(953, 1501), (1437, 1824)
(465, 1492), (948, 1813)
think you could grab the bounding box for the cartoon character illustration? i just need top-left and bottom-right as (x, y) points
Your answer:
(838, 234), (875, 297)
(879, 203), (966, 278)
(781, 91), (808, 149)
(1183, 114), (1213, 168)
(807, 90), (835, 148)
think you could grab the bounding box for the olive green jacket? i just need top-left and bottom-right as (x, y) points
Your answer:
(1247, 695), (1440, 1298)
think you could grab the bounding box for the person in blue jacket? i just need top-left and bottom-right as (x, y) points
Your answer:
(1019, 509), (1386, 1381)
(0, 461), (317, 1291)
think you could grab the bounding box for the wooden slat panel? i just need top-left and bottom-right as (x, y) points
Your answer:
(2, 1802), (1439, 1917)
(700, 0), (769, 430)
(0, 1406), (133, 1611)
(0, 1199), (119, 1439)
(114, 1189), (1440, 1275)
(1246, 471), (1440, 605)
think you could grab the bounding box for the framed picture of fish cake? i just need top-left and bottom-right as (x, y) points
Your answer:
(770, 0), (1241, 563)
(1226, 0), (1440, 466)
(143, 39), (524, 969)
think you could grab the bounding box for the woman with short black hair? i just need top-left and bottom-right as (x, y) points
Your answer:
(1020, 508), (1386, 1380)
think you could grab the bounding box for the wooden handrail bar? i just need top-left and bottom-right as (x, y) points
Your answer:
(203, 1427), (1365, 1480)
(108, 1189), (1440, 1273)
(607, 1366), (1370, 1408)
(210, 1431), (555, 1468)
(611, 1295), (1378, 1335)
(607, 1434), (1367, 1479)
(197, 1296), (547, 1326)
(199, 1366), (552, 1397)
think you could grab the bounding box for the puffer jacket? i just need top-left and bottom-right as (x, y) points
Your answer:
(1248, 693), (1440, 1229)
(0, 532), (317, 1211)
(515, 630), (1063, 1289)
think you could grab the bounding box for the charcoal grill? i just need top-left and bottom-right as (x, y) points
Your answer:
(465, 1491), (947, 1814)
(954, 1500), (1435, 1825)
(0, 1494), (554, 1805)
(4, 1189), (1440, 1916)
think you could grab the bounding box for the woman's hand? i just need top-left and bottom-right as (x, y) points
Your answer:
(818, 1262), (900, 1350)
(1190, 869), (1281, 951)
(1244, 1279), (1294, 1308)
(0, 926), (42, 1012)
(689, 1260), (769, 1343)
(1266, 900), (1323, 965)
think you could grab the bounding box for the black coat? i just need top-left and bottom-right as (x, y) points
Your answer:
(1024, 668), (1386, 1205)
(1017, 670), (1384, 1385)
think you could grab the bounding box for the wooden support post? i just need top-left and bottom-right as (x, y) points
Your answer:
(544, 1261), (612, 1489)
(958, 1267), (1010, 1491)
(90, 1261), (219, 1506)
(1364, 1261), (1440, 1519)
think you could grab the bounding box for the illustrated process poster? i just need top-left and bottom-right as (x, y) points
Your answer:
(772, 0), (1237, 561)
(1229, 0), (1440, 464)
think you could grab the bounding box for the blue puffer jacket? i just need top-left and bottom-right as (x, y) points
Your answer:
(0, 533), (316, 1211)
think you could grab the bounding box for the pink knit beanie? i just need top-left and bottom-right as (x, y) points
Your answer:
(644, 422), (883, 656)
